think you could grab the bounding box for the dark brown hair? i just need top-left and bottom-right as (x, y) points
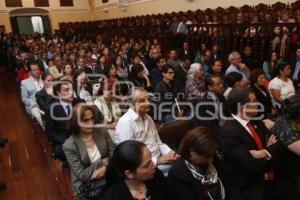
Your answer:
(250, 68), (265, 85)
(179, 127), (219, 159)
(68, 103), (96, 135)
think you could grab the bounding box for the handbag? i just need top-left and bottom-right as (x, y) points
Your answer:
(79, 178), (106, 199)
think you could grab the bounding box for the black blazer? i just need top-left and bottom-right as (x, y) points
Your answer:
(251, 85), (273, 117)
(168, 158), (223, 200)
(173, 64), (188, 93)
(35, 87), (54, 112)
(218, 118), (283, 200)
(103, 169), (169, 200)
(44, 98), (85, 145)
(179, 49), (195, 61)
(193, 92), (230, 131)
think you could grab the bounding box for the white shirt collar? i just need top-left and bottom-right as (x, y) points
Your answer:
(127, 108), (140, 121)
(127, 108), (149, 121)
(232, 114), (249, 128)
(60, 99), (72, 110)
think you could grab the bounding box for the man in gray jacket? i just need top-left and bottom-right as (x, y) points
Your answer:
(20, 61), (44, 128)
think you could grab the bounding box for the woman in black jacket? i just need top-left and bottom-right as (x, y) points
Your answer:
(250, 69), (276, 118)
(129, 64), (152, 92)
(103, 140), (169, 200)
(35, 73), (54, 113)
(168, 127), (225, 200)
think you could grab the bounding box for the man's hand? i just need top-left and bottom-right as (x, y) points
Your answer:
(249, 150), (267, 159)
(238, 63), (247, 70)
(266, 135), (277, 147)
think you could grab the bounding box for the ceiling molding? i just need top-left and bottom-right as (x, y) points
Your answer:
(50, 8), (90, 13)
(94, 0), (153, 11)
(94, 2), (119, 11)
(0, 10), (8, 14)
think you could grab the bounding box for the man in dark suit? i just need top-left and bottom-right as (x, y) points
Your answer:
(45, 80), (84, 163)
(193, 75), (229, 131)
(219, 88), (298, 200)
(179, 42), (194, 61)
(291, 47), (300, 82)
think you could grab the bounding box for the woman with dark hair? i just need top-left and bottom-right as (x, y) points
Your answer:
(73, 72), (93, 102)
(98, 64), (120, 96)
(115, 55), (128, 81)
(255, 95), (300, 195)
(268, 62), (295, 109)
(94, 54), (108, 75)
(168, 127), (225, 200)
(129, 64), (152, 91)
(35, 73), (54, 114)
(263, 51), (280, 80)
(103, 140), (169, 200)
(63, 104), (115, 200)
(271, 95), (300, 155)
(61, 63), (74, 82)
(223, 72), (244, 99)
(250, 69), (276, 118)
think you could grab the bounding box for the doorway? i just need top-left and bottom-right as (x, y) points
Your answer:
(9, 8), (51, 35)
(15, 16), (44, 34)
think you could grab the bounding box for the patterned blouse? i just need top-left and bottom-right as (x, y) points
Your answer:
(185, 78), (206, 102)
(271, 116), (300, 146)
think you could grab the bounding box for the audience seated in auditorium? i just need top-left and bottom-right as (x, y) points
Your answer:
(115, 88), (179, 175)
(4, 1), (300, 198)
(20, 61), (44, 128)
(63, 104), (115, 200)
(104, 140), (169, 200)
(168, 127), (225, 200)
(268, 62), (295, 109)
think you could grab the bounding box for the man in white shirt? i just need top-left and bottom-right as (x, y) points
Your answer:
(20, 61), (44, 128)
(115, 87), (178, 175)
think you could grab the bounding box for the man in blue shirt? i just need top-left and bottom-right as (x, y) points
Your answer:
(225, 51), (251, 86)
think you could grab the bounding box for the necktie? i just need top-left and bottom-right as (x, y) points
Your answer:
(246, 122), (263, 150)
(247, 121), (274, 180)
(66, 105), (71, 116)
